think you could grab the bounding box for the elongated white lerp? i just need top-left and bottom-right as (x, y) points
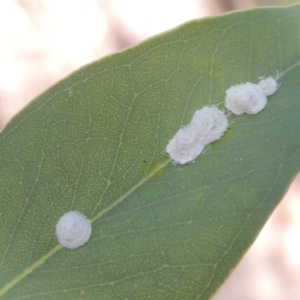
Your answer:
(225, 76), (278, 115)
(166, 106), (228, 164)
(55, 211), (92, 249)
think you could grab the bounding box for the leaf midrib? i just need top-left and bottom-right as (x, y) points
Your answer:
(0, 56), (299, 298)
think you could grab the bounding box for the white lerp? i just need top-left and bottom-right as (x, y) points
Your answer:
(55, 211), (92, 249)
(166, 126), (205, 164)
(225, 76), (278, 115)
(166, 106), (228, 164)
(190, 106), (229, 145)
(257, 77), (278, 96)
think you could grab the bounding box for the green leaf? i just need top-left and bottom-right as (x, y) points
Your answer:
(1, 5), (300, 299)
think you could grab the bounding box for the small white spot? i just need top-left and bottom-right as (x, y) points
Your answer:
(166, 106), (228, 164)
(55, 211), (92, 249)
(225, 76), (279, 115)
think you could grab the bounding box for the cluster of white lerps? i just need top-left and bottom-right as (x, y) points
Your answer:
(166, 106), (228, 164)
(56, 76), (278, 249)
(166, 76), (278, 164)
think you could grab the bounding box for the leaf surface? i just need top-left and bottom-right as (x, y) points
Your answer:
(1, 5), (300, 300)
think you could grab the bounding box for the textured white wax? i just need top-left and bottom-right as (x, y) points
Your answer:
(166, 106), (229, 164)
(225, 76), (279, 115)
(166, 126), (205, 164)
(55, 211), (92, 249)
(190, 106), (229, 145)
(257, 77), (278, 96)
(225, 82), (267, 115)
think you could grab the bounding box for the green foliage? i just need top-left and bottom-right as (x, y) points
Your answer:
(1, 5), (300, 299)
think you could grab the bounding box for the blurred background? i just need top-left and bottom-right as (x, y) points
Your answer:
(0, 0), (299, 299)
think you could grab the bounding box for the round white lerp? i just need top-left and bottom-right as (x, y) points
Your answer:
(190, 106), (229, 145)
(166, 126), (205, 164)
(55, 211), (92, 249)
(257, 77), (278, 96)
